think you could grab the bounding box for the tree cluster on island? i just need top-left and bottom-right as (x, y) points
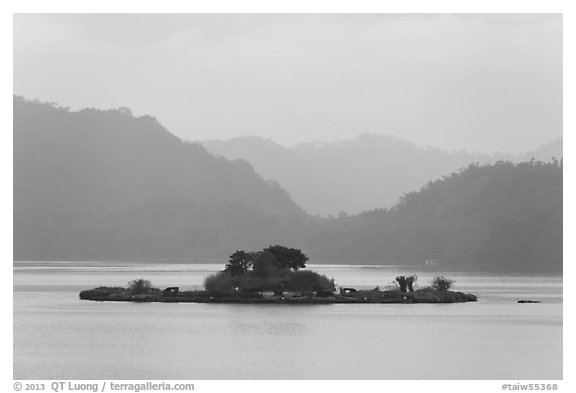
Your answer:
(204, 245), (336, 296)
(79, 250), (476, 304)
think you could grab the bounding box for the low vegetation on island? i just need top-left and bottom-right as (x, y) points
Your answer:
(79, 246), (477, 304)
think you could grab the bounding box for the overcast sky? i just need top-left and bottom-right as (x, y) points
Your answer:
(14, 14), (562, 154)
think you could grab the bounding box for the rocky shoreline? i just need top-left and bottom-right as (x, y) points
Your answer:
(79, 286), (477, 304)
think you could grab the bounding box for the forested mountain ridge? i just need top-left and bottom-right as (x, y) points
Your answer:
(14, 96), (306, 260)
(13, 96), (562, 272)
(309, 160), (562, 272)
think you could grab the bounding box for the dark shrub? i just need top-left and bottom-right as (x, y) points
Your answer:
(411, 288), (476, 303)
(204, 271), (235, 293)
(235, 274), (282, 292)
(127, 278), (154, 295)
(316, 289), (335, 297)
(179, 290), (264, 299)
(430, 275), (454, 291)
(79, 286), (125, 300)
(348, 288), (403, 301)
(284, 270), (335, 293)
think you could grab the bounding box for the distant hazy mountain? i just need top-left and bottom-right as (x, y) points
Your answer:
(14, 96), (306, 260)
(202, 135), (510, 216)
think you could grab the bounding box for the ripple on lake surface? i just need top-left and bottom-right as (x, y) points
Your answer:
(13, 262), (562, 379)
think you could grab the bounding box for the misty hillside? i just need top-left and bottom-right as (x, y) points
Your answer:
(310, 161), (562, 272)
(14, 96), (306, 260)
(202, 135), (508, 216)
(13, 96), (562, 272)
(520, 138), (563, 162)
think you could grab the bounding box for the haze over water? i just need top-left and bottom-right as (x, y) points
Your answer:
(13, 262), (562, 380)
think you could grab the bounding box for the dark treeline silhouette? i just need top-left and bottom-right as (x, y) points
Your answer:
(14, 96), (307, 260)
(307, 160), (562, 272)
(14, 97), (562, 272)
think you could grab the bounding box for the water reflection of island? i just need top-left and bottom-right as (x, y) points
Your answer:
(80, 246), (477, 304)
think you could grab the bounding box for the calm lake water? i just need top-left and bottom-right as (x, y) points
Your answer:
(13, 262), (563, 380)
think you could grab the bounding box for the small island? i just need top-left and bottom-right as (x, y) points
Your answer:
(79, 245), (477, 304)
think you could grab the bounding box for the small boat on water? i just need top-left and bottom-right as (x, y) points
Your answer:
(517, 300), (541, 304)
